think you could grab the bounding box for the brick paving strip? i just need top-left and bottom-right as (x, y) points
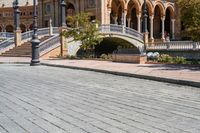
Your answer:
(0, 64), (200, 133)
(41, 59), (200, 88)
(0, 57), (199, 87)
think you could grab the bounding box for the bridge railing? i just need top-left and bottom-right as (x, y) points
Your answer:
(147, 41), (200, 50)
(0, 32), (14, 38)
(125, 27), (144, 40)
(40, 34), (60, 55)
(99, 24), (143, 41)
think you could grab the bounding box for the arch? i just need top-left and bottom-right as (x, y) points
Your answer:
(20, 24), (26, 33)
(153, 5), (162, 38)
(165, 8), (171, 36)
(127, 0), (140, 17)
(165, 4), (175, 18)
(5, 25), (14, 32)
(108, 0), (126, 9)
(140, 0), (153, 16)
(153, 1), (165, 17)
(110, 0), (126, 24)
(66, 2), (75, 16)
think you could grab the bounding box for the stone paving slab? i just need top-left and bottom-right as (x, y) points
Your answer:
(0, 64), (200, 133)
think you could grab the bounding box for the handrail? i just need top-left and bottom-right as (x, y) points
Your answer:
(0, 32), (14, 38)
(147, 41), (200, 50)
(0, 37), (15, 53)
(40, 34), (60, 55)
(0, 27), (60, 54)
(99, 24), (143, 41)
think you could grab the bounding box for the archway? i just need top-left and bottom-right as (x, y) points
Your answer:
(5, 25), (14, 32)
(20, 24), (26, 33)
(110, 0), (125, 25)
(165, 8), (171, 36)
(66, 2), (75, 27)
(0, 26), (2, 32)
(153, 5), (162, 38)
(76, 37), (139, 57)
(127, 0), (139, 30)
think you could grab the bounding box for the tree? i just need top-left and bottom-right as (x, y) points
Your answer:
(178, 0), (200, 41)
(62, 13), (103, 54)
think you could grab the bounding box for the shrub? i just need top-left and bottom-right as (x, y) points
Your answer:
(157, 54), (173, 63)
(100, 54), (108, 60)
(190, 60), (200, 65)
(173, 56), (187, 64)
(99, 54), (112, 60)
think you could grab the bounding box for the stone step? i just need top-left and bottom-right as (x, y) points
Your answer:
(2, 36), (51, 57)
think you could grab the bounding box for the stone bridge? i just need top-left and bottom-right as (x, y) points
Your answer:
(0, 24), (145, 57)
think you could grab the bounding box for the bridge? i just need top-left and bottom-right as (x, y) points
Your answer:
(0, 24), (145, 58)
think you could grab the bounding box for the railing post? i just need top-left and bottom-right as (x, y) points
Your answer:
(49, 18), (53, 36)
(122, 25), (125, 33)
(193, 42), (197, 49)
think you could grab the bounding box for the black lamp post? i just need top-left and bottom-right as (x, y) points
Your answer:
(30, 0), (40, 66)
(13, 0), (20, 31)
(60, 0), (66, 27)
(143, 0), (148, 33)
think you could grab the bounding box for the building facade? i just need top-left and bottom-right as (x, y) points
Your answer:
(0, 0), (181, 41)
(0, 0), (34, 33)
(38, 0), (181, 41)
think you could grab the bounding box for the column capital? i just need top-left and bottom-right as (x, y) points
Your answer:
(171, 19), (176, 22)
(127, 17), (131, 21)
(107, 7), (111, 13)
(149, 15), (154, 20)
(137, 13), (141, 18)
(161, 16), (165, 21)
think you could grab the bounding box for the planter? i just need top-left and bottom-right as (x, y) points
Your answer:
(112, 54), (147, 64)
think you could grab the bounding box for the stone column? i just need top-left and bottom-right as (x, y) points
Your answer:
(137, 13), (141, 33)
(49, 18), (53, 35)
(150, 15), (154, 42)
(121, 10), (127, 27)
(127, 18), (131, 28)
(161, 16), (165, 41)
(171, 19), (175, 40)
(113, 16), (118, 24)
(107, 8), (111, 24)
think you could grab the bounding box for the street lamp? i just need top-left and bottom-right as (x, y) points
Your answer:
(30, 0), (40, 66)
(60, 0), (66, 27)
(13, 0), (20, 30)
(143, 0), (148, 33)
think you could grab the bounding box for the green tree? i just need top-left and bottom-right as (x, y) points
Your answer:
(178, 0), (200, 41)
(62, 13), (102, 53)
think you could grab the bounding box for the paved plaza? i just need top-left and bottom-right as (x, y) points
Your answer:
(0, 64), (200, 133)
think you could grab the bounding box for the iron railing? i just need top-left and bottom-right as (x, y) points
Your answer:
(147, 41), (200, 51)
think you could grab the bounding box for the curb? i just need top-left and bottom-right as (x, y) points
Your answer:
(41, 63), (200, 88)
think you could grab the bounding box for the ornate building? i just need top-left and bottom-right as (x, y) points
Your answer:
(38, 0), (181, 41)
(0, 0), (34, 33)
(0, 0), (181, 41)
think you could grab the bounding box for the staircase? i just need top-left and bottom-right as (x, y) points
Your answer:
(0, 36), (50, 57)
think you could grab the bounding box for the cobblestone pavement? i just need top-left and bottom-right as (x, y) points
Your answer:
(0, 64), (200, 133)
